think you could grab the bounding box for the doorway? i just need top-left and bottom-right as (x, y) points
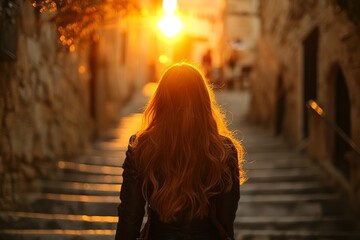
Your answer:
(333, 67), (351, 178)
(275, 75), (285, 135)
(303, 28), (319, 138)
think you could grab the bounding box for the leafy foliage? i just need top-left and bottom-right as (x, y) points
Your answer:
(29, 0), (138, 50)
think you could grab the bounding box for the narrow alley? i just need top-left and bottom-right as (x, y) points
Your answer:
(1, 85), (359, 240)
(1, 0), (360, 240)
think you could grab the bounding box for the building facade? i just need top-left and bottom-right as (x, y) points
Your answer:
(0, 0), (153, 206)
(250, 0), (360, 207)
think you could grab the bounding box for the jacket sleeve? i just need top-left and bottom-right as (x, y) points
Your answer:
(215, 142), (240, 240)
(115, 137), (146, 240)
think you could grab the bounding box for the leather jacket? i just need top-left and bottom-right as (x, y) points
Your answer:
(115, 137), (240, 240)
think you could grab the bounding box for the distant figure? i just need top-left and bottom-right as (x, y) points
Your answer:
(115, 63), (246, 240)
(202, 49), (213, 81)
(224, 50), (240, 90)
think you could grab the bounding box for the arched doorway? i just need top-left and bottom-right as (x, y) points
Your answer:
(303, 27), (319, 138)
(275, 75), (285, 135)
(333, 67), (351, 178)
(89, 40), (99, 122)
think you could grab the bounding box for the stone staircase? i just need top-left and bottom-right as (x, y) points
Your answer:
(1, 91), (360, 240)
(235, 126), (360, 239)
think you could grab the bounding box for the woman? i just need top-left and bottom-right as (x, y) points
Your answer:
(115, 63), (246, 240)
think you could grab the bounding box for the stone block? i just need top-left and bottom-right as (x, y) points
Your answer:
(9, 80), (20, 112)
(4, 82), (14, 111)
(15, 34), (30, 80)
(33, 102), (50, 130)
(20, 162), (36, 180)
(39, 22), (57, 60)
(18, 84), (33, 103)
(51, 65), (65, 99)
(26, 37), (42, 67)
(0, 156), (3, 174)
(35, 82), (46, 101)
(2, 174), (13, 203)
(19, 1), (36, 37)
(6, 111), (35, 160)
(38, 64), (53, 85)
(346, 151), (360, 209)
(0, 96), (3, 129)
(48, 123), (61, 155)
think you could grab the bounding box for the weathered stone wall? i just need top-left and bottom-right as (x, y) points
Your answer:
(250, 0), (360, 206)
(0, 2), (93, 206)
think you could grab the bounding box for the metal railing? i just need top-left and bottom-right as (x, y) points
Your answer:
(306, 99), (360, 157)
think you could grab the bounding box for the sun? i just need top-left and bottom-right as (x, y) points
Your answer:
(157, 15), (183, 38)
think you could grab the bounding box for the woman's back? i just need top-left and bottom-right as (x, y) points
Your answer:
(115, 63), (245, 240)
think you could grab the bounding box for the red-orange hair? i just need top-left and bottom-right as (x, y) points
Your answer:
(132, 62), (245, 222)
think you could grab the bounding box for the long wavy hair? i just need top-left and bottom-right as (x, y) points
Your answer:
(132, 63), (245, 222)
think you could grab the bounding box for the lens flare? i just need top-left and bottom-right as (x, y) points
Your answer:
(157, 15), (183, 38)
(163, 0), (177, 15)
(159, 54), (170, 64)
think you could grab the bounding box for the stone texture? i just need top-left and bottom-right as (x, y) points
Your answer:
(252, 0), (360, 207)
(20, 162), (36, 180)
(19, 1), (36, 37)
(26, 37), (42, 67)
(0, 0), (135, 207)
(0, 1), (92, 205)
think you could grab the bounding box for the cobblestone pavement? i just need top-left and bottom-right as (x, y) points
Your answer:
(1, 85), (360, 240)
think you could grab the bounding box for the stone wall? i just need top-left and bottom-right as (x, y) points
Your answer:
(250, 0), (360, 206)
(0, 2), (93, 206)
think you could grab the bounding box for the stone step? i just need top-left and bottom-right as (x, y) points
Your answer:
(240, 133), (283, 141)
(92, 141), (126, 151)
(56, 160), (320, 182)
(234, 216), (360, 231)
(42, 182), (121, 195)
(58, 157), (314, 172)
(26, 192), (340, 216)
(243, 158), (310, 169)
(57, 161), (123, 176)
(56, 170), (319, 185)
(0, 229), (115, 240)
(245, 151), (307, 160)
(235, 229), (360, 240)
(54, 173), (123, 184)
(243, 143), (290, 151)
(64, 155), (311, 170)
(70, 155), (124, 167)
(27, 194), (117, 216)
(245, 168), (322, 183)
(244, 144), (292, 153)
(2, 211), (359, 232)
(0, 211), (117, 230)
(241, 181), (332, 194)
(82, 149), (125, 158)
(68, 155), (310, 170)
(41, 180), (332, 196)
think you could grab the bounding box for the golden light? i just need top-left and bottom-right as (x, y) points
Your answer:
(78, 65), (86, 74)
(142, 82), (158, 97)
(308, 100), (324, 116)
(157, 15), (183, 38)
(163, 0), (177, 15)
(159, 54), (170, 64)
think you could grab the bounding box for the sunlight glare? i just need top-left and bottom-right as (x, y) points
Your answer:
(157, 15), (183, 38)
(163, 0), (177, 15)
(142, 82), (158, 97)
(159, 54), (170, 64)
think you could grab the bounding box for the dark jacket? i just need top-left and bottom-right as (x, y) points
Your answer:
(115, 137), (240, 240)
